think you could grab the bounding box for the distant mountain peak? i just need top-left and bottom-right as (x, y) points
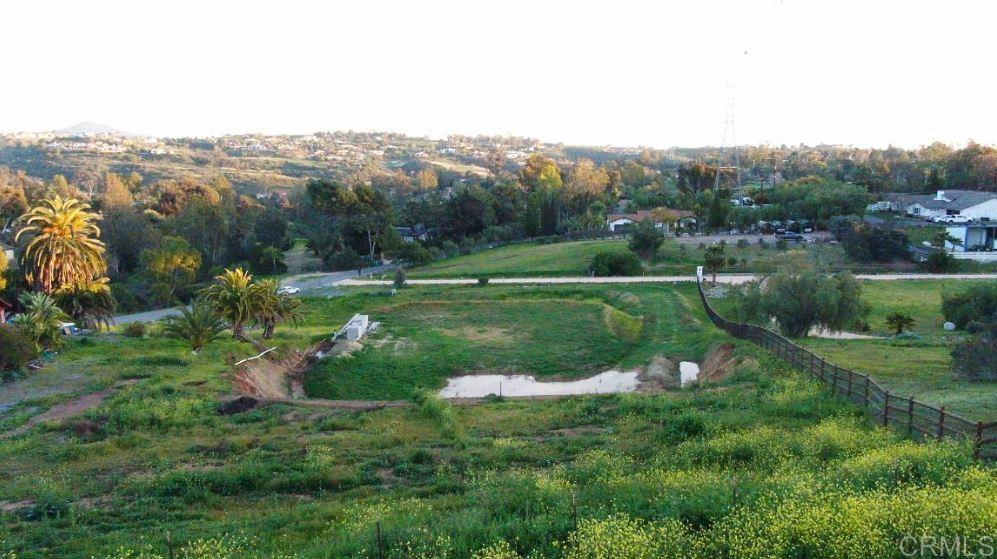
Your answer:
(52, 121), (140, 137)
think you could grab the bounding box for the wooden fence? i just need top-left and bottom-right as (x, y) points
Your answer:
(694, 270), (996, 461)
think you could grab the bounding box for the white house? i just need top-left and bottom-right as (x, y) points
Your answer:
(946, 223), (997, 262)
(606, 209), (696, 233)
(896, 190), (997, 220)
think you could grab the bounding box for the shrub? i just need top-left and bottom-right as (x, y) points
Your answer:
(920, 250), (959, 273)
(589, 251), (642, 277)
(410, 388), (459, 437)
(398, 242), (432, 266)
(121, 321), (147, 338)
(884, 312), (914, 335)
(951, 322), (997, 381)
(628, 219), (664, 255)
(736, 266), (869, 338)
(477, 277), (490, 287)
(838, 224), (909, 262)
(942, 282), (997, 328)
(0, 326), (36, 381)
(736, 238), (749, 249)
(393, 268), (407, 289)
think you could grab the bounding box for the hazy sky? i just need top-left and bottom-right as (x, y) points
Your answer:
(2, 0), (995, 148)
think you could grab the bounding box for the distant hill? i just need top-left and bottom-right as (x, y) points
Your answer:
(52, 121), (141, 137)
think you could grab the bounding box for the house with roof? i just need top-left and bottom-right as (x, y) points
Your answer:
(395, 224), (429, 243)
(606, 209), (696, 233)
(945, 223), (997, 262)
(887, 190), (997, 221)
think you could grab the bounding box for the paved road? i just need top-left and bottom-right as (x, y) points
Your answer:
(113, 263), (397, 325)
(113, 268), (994, 324)
(279, 262), (395, 291)
(335, 272), (997, 287)
(671, 231), (832, 245)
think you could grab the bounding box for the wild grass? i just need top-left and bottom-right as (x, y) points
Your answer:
(0, 284), (991, 559)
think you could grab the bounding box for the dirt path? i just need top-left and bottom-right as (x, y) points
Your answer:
(336, 272), (997, 287)
(1, 380), (137, 439)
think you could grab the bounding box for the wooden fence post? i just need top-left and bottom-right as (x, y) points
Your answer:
(908, 397), (915, 438)
(975, 422), (984, 461)
(820, 358), (826, 382)
(864, 376), (870, 408)
(831, 367), (838, 393)
(376, 521), (384, 559)
(883, 391), (890, 427)
(937, 406), (946, 440)
(846, 371), (853, 399)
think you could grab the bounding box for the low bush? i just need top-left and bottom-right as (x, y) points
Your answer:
(920, 250), (960, 273)
(942, 282), (997, 328)
(589, 251), (642, 277)
(121, 321), (147, 338)
(628, 219), (664, 255)
(410, 388), (460, 437)
(951, 321), (997, 381)
(0, 326), (36, 381)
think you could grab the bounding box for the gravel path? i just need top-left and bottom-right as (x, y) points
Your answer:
(335, 273), (997, 287)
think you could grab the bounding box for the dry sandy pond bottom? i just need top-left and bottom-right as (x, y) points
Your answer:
(439, 363), (700, 398)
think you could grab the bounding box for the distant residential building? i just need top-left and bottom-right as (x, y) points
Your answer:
(395, 224), (428, 243)
(873, 190), (997, 220)
(606, 209), (696, 233)
(946, 223), (997, 262)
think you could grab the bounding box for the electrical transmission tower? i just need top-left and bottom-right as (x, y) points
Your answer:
(714, 84), (741, 192)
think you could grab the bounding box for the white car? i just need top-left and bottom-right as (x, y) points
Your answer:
(933, 215), (971, 224)
(277, 285), (301, 295)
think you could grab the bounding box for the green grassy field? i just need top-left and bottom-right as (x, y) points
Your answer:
(795, 279), (997, 420)
(0, 285), (993, 558)
(409, 238), (884, 279)
(711, 278), (997, 420)
(409, 240), (632, 278)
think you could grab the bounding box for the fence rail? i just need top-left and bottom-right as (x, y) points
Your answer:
(694, 270), (996, 461)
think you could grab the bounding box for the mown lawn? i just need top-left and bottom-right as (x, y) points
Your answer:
(409, 240), (630, 277)
(409, 238), (862, 278)
(0, 285), (993, 559)
(306, 284), (714, 399)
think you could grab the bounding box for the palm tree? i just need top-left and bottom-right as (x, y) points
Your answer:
(54, 277), (117, 331)
(885, 312), (915, 335)
(15, 196), (107, 294)
(202, 268), (263, 339)
(14, 292), (71, 351)
(253, 279), (302, 339)
(161, 299), (227, 353)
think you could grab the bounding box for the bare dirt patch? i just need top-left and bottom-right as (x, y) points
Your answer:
(440, 326), (514, 345)
(550, 425), (612, 437)
(1, 380), (138, 439)
(0, 500), (34, 513)
(369, 334), (417, 354)
(700, 343), (737, 382)
(639, 355), (679, 391)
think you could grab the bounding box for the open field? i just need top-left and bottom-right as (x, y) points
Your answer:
(711, 278), (997, 420)
(1, 284), (994, 558)
(409, 240), (632, 278)
(408, 238), (922, 279)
